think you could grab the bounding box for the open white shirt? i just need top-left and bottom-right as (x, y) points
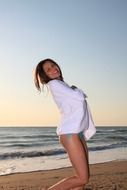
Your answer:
(48, 79), (96, 140)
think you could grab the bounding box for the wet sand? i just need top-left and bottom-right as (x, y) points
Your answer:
(0, 160), (127, 190)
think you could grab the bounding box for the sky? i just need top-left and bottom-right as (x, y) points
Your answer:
(0, 0), (127, 127)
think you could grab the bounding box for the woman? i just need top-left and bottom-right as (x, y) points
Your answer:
(34, 58), (96, 190)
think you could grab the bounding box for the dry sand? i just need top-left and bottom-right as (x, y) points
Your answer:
(0, 160), (127, 190)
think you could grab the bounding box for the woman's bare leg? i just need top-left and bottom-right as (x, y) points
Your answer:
(80, 137), (90, 177)
(47, 134), (89, 190)
(71, 137), (89, 190)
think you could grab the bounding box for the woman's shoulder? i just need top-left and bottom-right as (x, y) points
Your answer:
(48, 79), (68, 95)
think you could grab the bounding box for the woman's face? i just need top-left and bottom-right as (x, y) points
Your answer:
(43, 61), (61, 80)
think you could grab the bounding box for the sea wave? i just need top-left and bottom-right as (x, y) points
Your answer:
(0, 149), (66, 160)
(0, 141), (127, 160)
(0, 134), (57, 139)
(89, 141), (127, 151)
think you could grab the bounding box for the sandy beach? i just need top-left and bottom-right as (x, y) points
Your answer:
(0, 160), (126, 190)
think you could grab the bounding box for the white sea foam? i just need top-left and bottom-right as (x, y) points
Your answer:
(0, 147), (127, 176)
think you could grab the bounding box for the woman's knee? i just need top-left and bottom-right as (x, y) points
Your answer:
(78, 174), (89, 185)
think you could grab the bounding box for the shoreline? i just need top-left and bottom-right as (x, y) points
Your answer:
(0, 158), (126, 177)
(0, 160), (127, 190)
(1, 146), (127, 176)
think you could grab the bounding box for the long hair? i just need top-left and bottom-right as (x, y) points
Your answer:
(34, 58), (64, 92)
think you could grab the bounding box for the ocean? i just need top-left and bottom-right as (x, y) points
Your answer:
(0, 126), (127, 176)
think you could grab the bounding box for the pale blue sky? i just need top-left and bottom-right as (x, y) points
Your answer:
(0, 0), (127, 126)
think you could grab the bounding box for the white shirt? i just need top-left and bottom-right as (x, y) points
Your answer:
(48, 79), (96, 140)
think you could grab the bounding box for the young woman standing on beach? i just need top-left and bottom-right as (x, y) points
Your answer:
(34, 58), (96, 190)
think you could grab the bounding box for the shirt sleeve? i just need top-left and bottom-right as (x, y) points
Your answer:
(48, 79), (86, 101)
